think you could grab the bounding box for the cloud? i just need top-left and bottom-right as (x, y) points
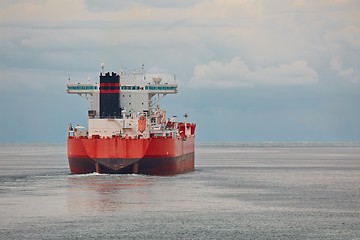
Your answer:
(0, 67), (92, 96)
(330, 57), (359, 84)
(0, 0), (358, 82)
(328, 25), (360, 48)
(85, 0), (198, 11)
(0, 0), (359, 142)
(189, 57), (319, 88)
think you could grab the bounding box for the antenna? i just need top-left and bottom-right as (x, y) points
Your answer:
(142, 64), (146, 80)
(100, 63), (105, 75)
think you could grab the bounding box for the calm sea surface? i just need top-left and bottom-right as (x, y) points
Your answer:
(0, 143), (359, 239)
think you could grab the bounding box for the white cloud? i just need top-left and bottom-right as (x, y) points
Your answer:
(189, 57), (319, 88)
(0, 0), (359, 142)
(330, 57), (359, 84)
(0, 0), (358, 84)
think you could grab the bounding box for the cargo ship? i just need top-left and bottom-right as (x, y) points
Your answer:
(66, 64), (196, 175)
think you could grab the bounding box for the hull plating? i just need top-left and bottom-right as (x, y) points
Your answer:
(67, 136), (195, 175)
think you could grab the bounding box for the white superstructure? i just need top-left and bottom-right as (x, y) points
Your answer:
(66, 66), (186, 139)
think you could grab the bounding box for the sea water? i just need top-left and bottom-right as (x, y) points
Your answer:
(0, 143), (359, 239)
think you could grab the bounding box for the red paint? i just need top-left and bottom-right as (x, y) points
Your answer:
(67, 135), (195, 175)
(99, 83), (120, 93)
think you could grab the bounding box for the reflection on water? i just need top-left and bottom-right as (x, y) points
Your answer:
(1, 143), (360, 239)
(66, 174), (152, 213)
(65, 172), (221, 215)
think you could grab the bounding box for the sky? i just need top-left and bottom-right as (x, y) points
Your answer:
(0, 0), (359, 143)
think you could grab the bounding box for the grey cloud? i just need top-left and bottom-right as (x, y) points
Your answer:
(0, 0), (359, 142)
(189, 57), (319, 88)
(330, 57), (359, 84)
(85, 0), (198, 11)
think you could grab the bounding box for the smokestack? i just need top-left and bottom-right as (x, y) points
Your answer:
(99, 72), (120, 118)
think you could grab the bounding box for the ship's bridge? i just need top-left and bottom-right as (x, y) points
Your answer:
(66, 82), (177, 94)
(145, 84), (177, 93)
(66, 69), (179, 119)
(67, 83), (99, 94)
(119, 84), (177, 94)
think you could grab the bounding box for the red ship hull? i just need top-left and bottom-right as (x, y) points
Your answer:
(67, 136), (195, 175)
